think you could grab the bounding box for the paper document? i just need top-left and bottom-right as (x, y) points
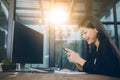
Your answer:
(54, 70), (87, 74)
(29, 68), (54, 73)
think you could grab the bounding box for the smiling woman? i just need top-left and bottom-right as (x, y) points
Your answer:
(63, 16), (120, 77)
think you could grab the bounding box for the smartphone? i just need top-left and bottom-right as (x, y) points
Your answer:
(63, 47), (69, 53)
(63, 47), (74, 53)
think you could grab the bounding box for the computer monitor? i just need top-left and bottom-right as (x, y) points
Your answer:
(12, 22), (43, 64)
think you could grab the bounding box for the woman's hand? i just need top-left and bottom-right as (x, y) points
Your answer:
(64, 48), (86, 67)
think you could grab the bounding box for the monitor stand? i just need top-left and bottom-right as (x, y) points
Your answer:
(11, 63), (31, 72)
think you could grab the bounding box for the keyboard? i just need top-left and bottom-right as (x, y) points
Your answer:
(29, 67), (56, 73)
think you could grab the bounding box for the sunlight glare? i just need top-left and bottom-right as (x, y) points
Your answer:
(49, 8), (68, 24)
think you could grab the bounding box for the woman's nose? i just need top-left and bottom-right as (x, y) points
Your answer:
(83, 35), (88, 41)
(82, 34), (86, 40)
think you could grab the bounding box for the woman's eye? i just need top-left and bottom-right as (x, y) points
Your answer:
(83, 32), (87, 34)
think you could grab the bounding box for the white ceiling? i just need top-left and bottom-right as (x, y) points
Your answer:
(1, 0), (114, 26)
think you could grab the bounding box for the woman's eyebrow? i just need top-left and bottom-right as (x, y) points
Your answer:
(81, 30), (85, 34)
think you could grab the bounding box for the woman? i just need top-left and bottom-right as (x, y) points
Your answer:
(64, 16), (120, 77)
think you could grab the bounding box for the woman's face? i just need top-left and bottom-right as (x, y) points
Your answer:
(80, 27), (98, 44)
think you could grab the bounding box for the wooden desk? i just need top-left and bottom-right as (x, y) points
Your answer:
(0, 72), (120, 80)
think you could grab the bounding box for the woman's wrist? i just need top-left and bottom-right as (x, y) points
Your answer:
(78, 58), (86, 67)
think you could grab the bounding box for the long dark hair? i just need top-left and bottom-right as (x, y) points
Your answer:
(79, 15), (120, 62)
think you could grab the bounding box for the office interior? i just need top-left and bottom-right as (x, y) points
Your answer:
(0, 0), (120, 71)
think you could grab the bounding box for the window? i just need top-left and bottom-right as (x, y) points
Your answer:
(116, 1), (120, 21)
(117, 25), (120, 50)
(0, 0), (8, 61)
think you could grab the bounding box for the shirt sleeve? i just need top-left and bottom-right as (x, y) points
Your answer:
(82, 41), (120, 76)
(83, 60), (99, 74)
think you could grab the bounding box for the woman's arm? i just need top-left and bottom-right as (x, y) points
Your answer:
(75, 63), (83, 71)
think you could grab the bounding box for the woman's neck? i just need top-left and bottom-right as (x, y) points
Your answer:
(95, 39), (99, 51)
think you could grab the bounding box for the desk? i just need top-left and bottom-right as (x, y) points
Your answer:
(0, 72), (120, 80)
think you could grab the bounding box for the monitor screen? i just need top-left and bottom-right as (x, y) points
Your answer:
(12, 22), (43, 64)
